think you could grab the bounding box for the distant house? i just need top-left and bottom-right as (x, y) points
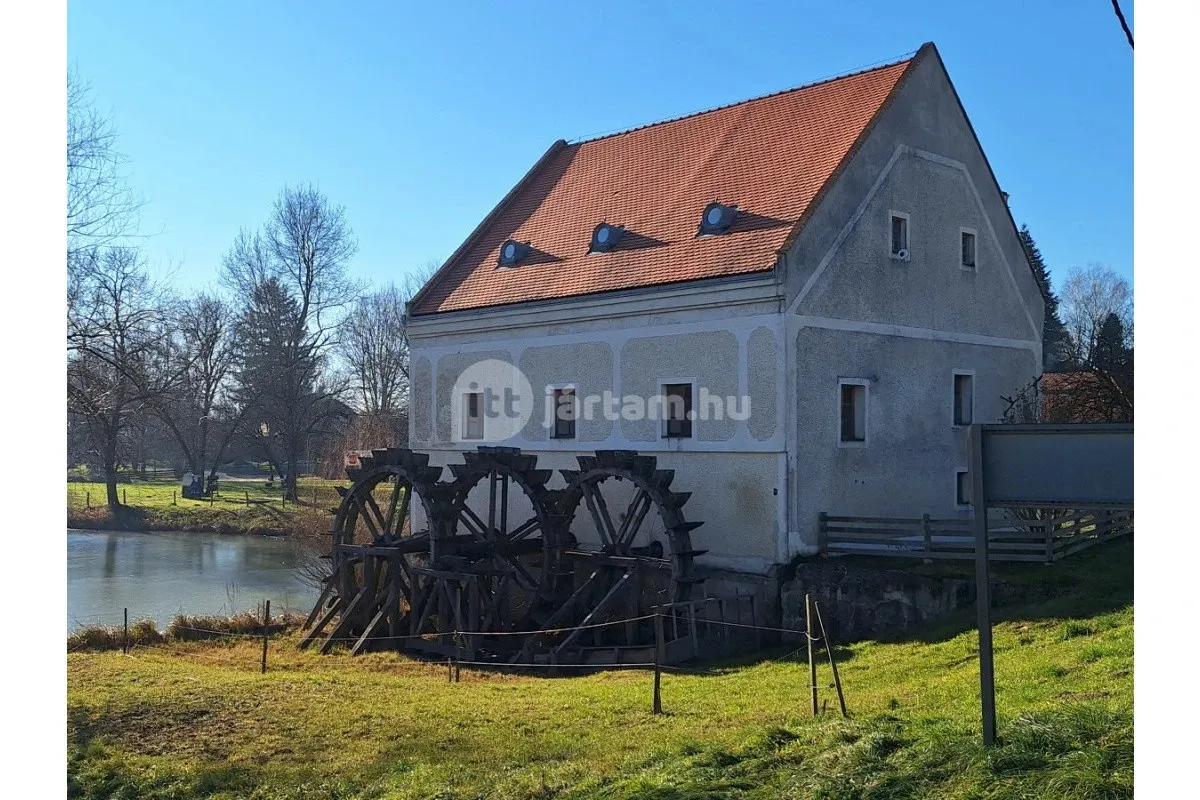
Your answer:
(405, 42), (1044, 577)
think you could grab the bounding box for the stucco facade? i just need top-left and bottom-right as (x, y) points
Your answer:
(407, 45), (1043, 576)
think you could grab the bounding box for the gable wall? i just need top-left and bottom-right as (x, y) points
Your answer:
(777, 49), (1044, 552)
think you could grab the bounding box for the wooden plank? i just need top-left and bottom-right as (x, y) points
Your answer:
(298, 595), (344, 649)
(318, 589), (366, 654)
(302, 580), (334, 631)
(553, 570), (633, 656)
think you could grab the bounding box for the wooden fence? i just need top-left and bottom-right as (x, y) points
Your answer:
(818, 508), (1133, 563)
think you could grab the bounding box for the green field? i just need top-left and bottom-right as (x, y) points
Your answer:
(67, 477), (346, 537)
(66, 539), (1133, 799)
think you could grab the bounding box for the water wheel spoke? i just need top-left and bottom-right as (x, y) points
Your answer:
(500, 472), (509, 539)
(459, 503), (489, 540)
(507, 516), (541, 541)
(497, 553), (538, 592)
(615, 489), (653, 551)
(582, 483), (617, 549)
(487, 471), (498, 540)
(351, 492), (383, 541)
(382, 478), (405, 538)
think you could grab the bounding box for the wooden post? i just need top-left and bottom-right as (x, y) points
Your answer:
(446, 658), (453, 683)
(921, 513), (933, 563)
(814, 600), (848, 718)
(123, 488), (127, 505)
(123, 608), (129, 655)
(751, 596), (761, 650)
(245, 490), (250, 505)
(970, 423), (998, 746)
(806, 594), (818, 716)
(172, 490), (176, 506)
(454, 662), (461, 683)
(653, 609), (664, 715)
(86, 491), (90, 508)
(261, 600), (270, 674)
(1044, 512), (1055, 563)
(688, 602), (699, 659)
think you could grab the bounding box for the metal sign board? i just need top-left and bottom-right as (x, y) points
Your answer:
(979, 424), (1134, 507)
(969, 422), (1134, 747)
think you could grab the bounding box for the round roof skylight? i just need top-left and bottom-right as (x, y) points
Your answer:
(498, 239), (531, 267)
(590, 222), (625, 253)
(699, 202), (739, 235)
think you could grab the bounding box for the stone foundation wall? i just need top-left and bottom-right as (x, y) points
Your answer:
(780, 562), (976, 644)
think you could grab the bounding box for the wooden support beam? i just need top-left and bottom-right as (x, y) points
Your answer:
(553, 569), (634, 656)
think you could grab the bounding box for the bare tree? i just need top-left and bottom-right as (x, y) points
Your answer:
(1059, 263), (1133, 368)
(340, 262), (438, 428)
(151, 294), (246, 479)
(67, 69), (140, 270)
(67, 248), (184, 510)
(224, 185), (359, 500)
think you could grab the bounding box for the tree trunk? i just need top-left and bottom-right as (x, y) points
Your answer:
(103, 439), (121, 511)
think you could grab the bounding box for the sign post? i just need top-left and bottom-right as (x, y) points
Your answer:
(968, 422), (1133, 747)
(969, 424), (997, 746)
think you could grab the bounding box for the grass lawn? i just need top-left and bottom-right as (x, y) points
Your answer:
(66, 539), (1133, 799)
(67, 477), (347, 537)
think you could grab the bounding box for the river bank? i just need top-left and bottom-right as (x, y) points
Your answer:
(67, 539), (1133, 799)
(67, 478), (342, 538)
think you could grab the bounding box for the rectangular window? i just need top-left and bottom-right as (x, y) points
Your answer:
(956, 470), (971, 507)
(961, 230), (977, 268)
(953, 373), (974, 426)
(890, 213), (909, 258)
(662, 383), (693, 439)
(463, 392), (484, 440)
(839, 381), (867, 444)
(552, 388), (576, 439)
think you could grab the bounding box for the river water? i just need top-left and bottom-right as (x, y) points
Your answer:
(67, 529), (320, 632)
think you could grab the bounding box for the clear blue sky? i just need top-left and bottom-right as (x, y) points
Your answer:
(67, 0), (1133, 296)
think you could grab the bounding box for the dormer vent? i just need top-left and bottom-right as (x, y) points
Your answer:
(698, 201), (738, 235)
(498, 239), (532, 267)
(590, 222), (625, 253)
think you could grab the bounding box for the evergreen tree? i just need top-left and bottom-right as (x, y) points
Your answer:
(1092, 313), (1129, 374)
(1018, 224), (1071, 371)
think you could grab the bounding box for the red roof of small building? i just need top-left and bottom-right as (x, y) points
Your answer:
(412, 51), (921, 315)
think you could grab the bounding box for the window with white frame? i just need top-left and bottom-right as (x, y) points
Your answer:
(552, 387), (576, 439)
(838, 379), (868, 444)
(890, 212), (909, 259)
(956, 469), (971, 507)
(960, 229), (977, 269)
(662, 383), (693, 439)
(953, 372), (975, 426)
(463, 392), (484, 440)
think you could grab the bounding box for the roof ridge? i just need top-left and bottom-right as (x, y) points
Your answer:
(568, 48), (920, 146)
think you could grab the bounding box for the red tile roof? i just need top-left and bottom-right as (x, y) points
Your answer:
(412, 53), (918, 315)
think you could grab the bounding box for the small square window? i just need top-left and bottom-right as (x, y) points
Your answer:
(463, 392), (484, 440)
(953, 373), (974, 426)
(839, 381), (867, 444)
(890, 214), (909, 258)
(956, 470), (971, 507)
(662, 383), (693, 439)
(552, 388), (576, 439)
(961, 230), (977, 269)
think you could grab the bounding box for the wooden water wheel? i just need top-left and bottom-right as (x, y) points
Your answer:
(401, 447), (566, 660)
(526, 450), (705, 662)
(299, 447), (446, 654)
